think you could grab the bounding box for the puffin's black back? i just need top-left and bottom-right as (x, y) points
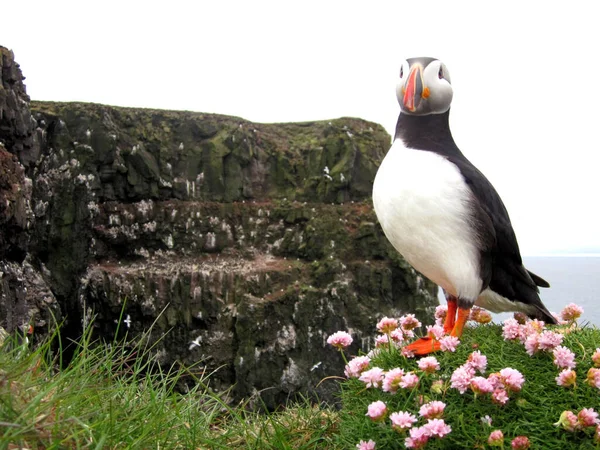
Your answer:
(395, 111), (557, 324)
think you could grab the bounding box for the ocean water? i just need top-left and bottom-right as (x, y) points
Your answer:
(436, 256), (600, 327)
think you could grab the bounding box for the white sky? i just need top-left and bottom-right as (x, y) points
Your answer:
(3, 1), (600, 255)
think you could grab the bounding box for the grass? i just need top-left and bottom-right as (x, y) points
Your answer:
(0, 321), (338, 449)
(1, 317), (598, 449)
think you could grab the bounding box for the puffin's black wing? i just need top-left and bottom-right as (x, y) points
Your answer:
(448, 155), (556, 323)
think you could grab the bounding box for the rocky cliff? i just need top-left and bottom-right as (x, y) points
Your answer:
(0, 47), (438, 408)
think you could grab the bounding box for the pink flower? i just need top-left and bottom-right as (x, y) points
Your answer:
(450, 365), (475, 394)
(502, 318), (522, 341)
(488, 430), (504, 446)
(577, 408), (599, 428)
(555, 410), (579, 431)
(344, 355), (371, 378)
(553, 346), (576, 369)
(426, 324), (445, 340)
(400, 314), (421, 330)
(511, 435), (530, 449)
(382, 368), (405, 393)
(487, 373), (503, 390)
(376, 317), (398, 333)
(470, 376), (494, 394)
(592, 348), (600, 367)
(538, 330), (563, 351)
(375, 334), (389, 348)
(419, 401), (446, 419)
(524, 333), (539, 356)
(555, 369), (577, 387)
(390, 329), (405, 344)
(587, 368), (600, 389)
(424, 418), (452, 438)
(327, 331), (353, 349)
(399, 372), (420, 389)
(359, 367), (385, 388)
(417, 356), (440, 374)
(499, 368), (525, 392)
(522, 319), (544, 342)
(561, 303), (584, 322)
(405, 426), (429, 449)
(466, 350), (487, 373)
(492, 388), (509, 405)
(401, 328), (416, 340)
(366, 400), (387, 422)
(402, 347), (415, 358)
(435, 305), (447, 326)
(390, 411), (418, 431)
(356, 439), (376, 450)
(439, 335), (460, 352)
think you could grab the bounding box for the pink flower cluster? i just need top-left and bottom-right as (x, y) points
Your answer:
(499, 308), (600, 394)
(450, 351), (523, 405)
(372, 314), (425, 349)
(362, 400), (451, 449)
(555, 408), (599, 432)
(503, 317), (564, 356)
(404, 418), (451, 448)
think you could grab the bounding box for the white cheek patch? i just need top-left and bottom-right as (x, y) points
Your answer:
(422, 62), (453, 114)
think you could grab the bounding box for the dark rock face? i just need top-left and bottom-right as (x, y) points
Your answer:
(0, 48), (61, 336)
(0, 47), (438, 408)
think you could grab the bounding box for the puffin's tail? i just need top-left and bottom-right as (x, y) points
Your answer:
(524, 269), (556, 324)
(528, 270), (550, 288)
(530, 303), (558, 324)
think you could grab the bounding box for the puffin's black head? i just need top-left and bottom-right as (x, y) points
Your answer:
(397, 57), (453, 116)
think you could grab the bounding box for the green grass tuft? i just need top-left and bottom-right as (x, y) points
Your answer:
(0, 320), (339, 449)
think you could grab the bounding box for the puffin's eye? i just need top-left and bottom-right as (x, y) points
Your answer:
(438, 67), (444, 79)
(400, 66), (404, 78)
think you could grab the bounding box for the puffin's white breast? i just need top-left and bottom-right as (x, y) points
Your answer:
(372, 139), (482, 300)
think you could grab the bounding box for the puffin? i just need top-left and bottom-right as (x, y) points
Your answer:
(372, 57), (556, 355)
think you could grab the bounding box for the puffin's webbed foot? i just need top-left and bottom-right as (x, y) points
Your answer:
(403, 304), (472, 355)
(404, 336), (442, 355)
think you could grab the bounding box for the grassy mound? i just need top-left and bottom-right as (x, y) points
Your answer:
(335, 322), (600, 449)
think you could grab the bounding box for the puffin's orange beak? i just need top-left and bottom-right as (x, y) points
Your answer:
(402, 65), (428, 112)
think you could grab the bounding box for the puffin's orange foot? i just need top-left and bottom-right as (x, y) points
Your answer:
(403, 337), (441, 356)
